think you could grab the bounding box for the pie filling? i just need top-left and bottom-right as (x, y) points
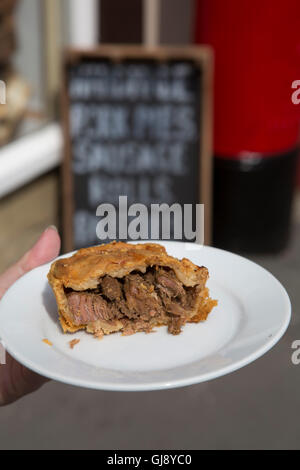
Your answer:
(65, 266), (200, 335)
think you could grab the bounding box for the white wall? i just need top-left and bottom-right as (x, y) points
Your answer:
(13, 0), (45, 111)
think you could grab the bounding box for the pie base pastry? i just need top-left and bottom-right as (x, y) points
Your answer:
(47, 241), (217, 337)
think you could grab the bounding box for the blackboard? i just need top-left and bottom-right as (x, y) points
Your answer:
(62, 46), (213, 251)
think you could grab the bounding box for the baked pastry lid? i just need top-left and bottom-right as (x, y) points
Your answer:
(48, 241), (208, 291)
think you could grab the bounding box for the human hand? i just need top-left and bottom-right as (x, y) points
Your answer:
(0, 226), (60, 406)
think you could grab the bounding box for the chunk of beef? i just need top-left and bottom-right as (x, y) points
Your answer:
(154, 268), (189, 318)
(167, 300), (187, 316)
(155, 269), (186, 299)
(101, 275), (122, 301)
(144, 270), (155, 285)
(67, 292), (113, 325)
(66, 267), (192, 333)
(123, 273), (163, 319)
(168, 317), (183, 335)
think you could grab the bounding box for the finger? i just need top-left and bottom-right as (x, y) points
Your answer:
(0, 226), (61, 299)
(21, 225), (61, 272)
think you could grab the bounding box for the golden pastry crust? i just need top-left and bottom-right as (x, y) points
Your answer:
(47, 241), (217, 335)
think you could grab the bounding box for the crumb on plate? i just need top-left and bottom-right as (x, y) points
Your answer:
(69, 339), (80, 349)
(42, 338), (53, 346)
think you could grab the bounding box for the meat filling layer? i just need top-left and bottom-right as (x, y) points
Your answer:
(66, 267), (198, 335)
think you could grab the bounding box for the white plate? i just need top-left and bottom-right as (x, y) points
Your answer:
(0, 242), (291, 391)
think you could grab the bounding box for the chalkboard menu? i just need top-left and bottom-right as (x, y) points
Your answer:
(62, 46), (213, 250)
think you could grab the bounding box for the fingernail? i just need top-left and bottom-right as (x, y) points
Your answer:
(45, 225), (58, 232)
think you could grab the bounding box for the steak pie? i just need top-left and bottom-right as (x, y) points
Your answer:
(47, 241), (217, 337)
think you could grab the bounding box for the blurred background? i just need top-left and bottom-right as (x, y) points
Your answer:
(0, 0), (300, 450)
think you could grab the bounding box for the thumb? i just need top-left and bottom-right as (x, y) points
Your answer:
(0, 226), (61, 299)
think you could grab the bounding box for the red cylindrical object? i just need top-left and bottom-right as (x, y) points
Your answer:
(195, 0), (300, 253)
(195, 0), (300, 157)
